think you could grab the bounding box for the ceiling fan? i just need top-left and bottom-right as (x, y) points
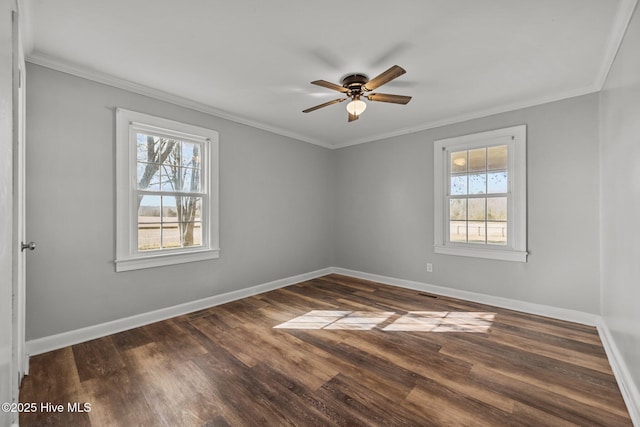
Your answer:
(303, 65), (412, 122)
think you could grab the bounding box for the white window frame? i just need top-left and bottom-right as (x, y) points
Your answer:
(434, 125), (527, 262)
(115, 108), (219, 272)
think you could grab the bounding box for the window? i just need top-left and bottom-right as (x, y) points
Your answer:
(434, 125), (527, 262)
(115, 109), (219, 272)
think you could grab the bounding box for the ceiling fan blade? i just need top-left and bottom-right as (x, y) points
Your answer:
(311, 80), (349, 93)
(366, 93), (412, 104)
(363, 65), (406, 91)
(348, 112), (359, 122)
(303, 98), (347, 113)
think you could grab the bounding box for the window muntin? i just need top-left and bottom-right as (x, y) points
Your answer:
(115, 109), (219, 272)
(448, 145), (508, 246)
(434, 125), (526, 262)
(134, 131), (205, 252)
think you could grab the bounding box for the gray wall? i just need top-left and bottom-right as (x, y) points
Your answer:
(21, 5), (640, 418)
(334, 93), (601, 314)
(25, 63), (604, 344)
(25, 64), (335, 340)
(600, 2), (640, 405)
(0, 3), (15, 426)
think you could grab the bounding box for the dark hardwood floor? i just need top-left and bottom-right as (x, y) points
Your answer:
(20, 274), (632, 426)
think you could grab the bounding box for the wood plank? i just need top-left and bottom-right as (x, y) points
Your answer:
(81, 367), (158, 427)
(19, 347), (90, 427)
(120, 342), (221, 426)
(71, 337), (125, 382)
(438, 335), (627, 409)
(110, 326), (153, 352)
(19, 274), (633, 426)
(319, 374), (427, 426)
(245, 362), (336, 426)
(471, 364), (632, 426)
(405, 378), (515, 426)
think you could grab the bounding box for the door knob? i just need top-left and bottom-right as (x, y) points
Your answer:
(21, 241), (36, 252)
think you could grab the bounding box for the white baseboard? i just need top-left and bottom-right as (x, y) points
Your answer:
(597, 319), (640, 426)
(24, 266), (638, 426)
(26, 266), (599, 356)
(331, 267), (600, 326)
(333, 267), (639, 426)
(25, 267), (332, 356)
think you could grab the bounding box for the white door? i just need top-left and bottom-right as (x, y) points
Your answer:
(11, 6), (28, 402)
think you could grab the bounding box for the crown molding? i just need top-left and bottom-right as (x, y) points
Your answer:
(25, 52), (334, 149)
(21, 53), (607, 152)
(331, 84), (600, 149)
(595, 0), (639, 90)
(27, 0), (636, 156)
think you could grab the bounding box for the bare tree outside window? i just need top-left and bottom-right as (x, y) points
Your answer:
(115, 108), (219, 271)
(136, 134), (203, 251)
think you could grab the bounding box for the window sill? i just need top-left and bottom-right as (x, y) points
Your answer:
(115, 248), (220, 272)
(434, 245), (527, 262)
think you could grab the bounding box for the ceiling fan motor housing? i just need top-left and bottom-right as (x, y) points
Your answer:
(341, 74), (369, 95)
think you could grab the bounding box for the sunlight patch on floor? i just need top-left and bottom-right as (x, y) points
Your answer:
(383, 311), (495, 332)
(274, 310), (495, 332)
(273, 310), (394, 330)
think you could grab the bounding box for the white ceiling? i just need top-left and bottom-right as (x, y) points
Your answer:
(22, 0), (636, 148)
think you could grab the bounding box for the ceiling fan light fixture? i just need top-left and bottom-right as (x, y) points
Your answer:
(346, 99), (367, 116)
(303, 66), (411, 122)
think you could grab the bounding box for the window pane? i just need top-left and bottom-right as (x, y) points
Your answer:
(488, 171), (508, 194)
(449, 199), (466, 220)
(488, 221), (507, 245)
(136, 133), (161, 163)
(162, 196), (179, 223)
(156, 220), (203, 249)
(137, 195), (204, 251)
(137, 163), (160, 190)
(162, 223), (181, 249)
(451, 175), (467, 195)
(161, 137), (180, 163)
(181, 167), (201, 192)
(450, 151), (467, 173)
(172, 197), (202, 248)
(450, 221), (467, 242)
(138, 225), (161, 251)
(468, 148), (486, 172)
(138, 195), (161, 223)
(138, 195), (161, 251)
(175, 197), (202, 222)
(161, 164), (179, 191)
(468, 198), (485, 221)
(182, 222), (202, 247)
(487, 197), (507, 221)
(487, 145), (508, 170)
(468, 221), (486, 243)
(193, 198), (202, 221)
(468, 173), (486, 194)
(182, 142), (201, 168)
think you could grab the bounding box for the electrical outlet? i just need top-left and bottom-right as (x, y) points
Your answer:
(426, 263), (433, 272)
